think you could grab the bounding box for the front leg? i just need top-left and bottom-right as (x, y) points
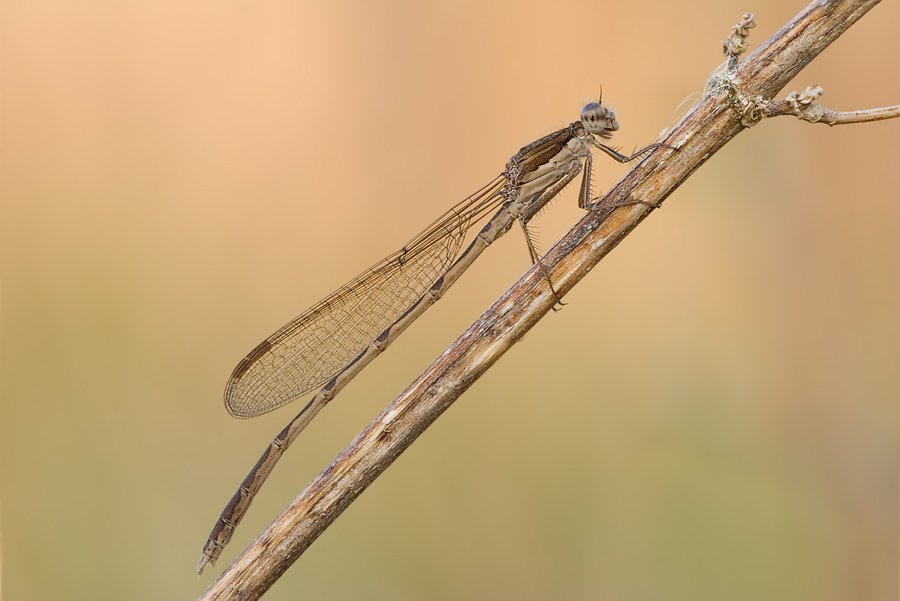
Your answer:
(577, 147), (664, 212)
(593, 141), (675, 163)
(583, 140), (677, 211)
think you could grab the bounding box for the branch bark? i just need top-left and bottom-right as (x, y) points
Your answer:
(199, 1), (892, 598)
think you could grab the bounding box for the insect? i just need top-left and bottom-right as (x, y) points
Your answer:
(198, 96), (666, 574)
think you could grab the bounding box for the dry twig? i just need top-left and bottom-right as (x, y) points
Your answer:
(761, 84), (900, 124)
(199, 1), (896, 599)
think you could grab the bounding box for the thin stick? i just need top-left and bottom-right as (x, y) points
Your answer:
(199, 1), (895, 598)
(760, 85), (900, 124)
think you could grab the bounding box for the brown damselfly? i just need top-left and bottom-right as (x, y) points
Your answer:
(198, 97), (668, 574)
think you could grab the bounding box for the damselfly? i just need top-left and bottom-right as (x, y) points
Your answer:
(198, 96), (667, 573)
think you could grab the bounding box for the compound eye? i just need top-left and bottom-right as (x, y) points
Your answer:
(581, 102), (609, 135)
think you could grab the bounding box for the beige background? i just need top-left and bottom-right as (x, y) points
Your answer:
(2, 1), (897, 600)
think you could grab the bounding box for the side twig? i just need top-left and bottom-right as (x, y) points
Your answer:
(199, 1), (895, 599)
(761, 85), (900, 124)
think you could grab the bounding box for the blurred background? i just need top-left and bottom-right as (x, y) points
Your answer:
(1, 1), (897, 599)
